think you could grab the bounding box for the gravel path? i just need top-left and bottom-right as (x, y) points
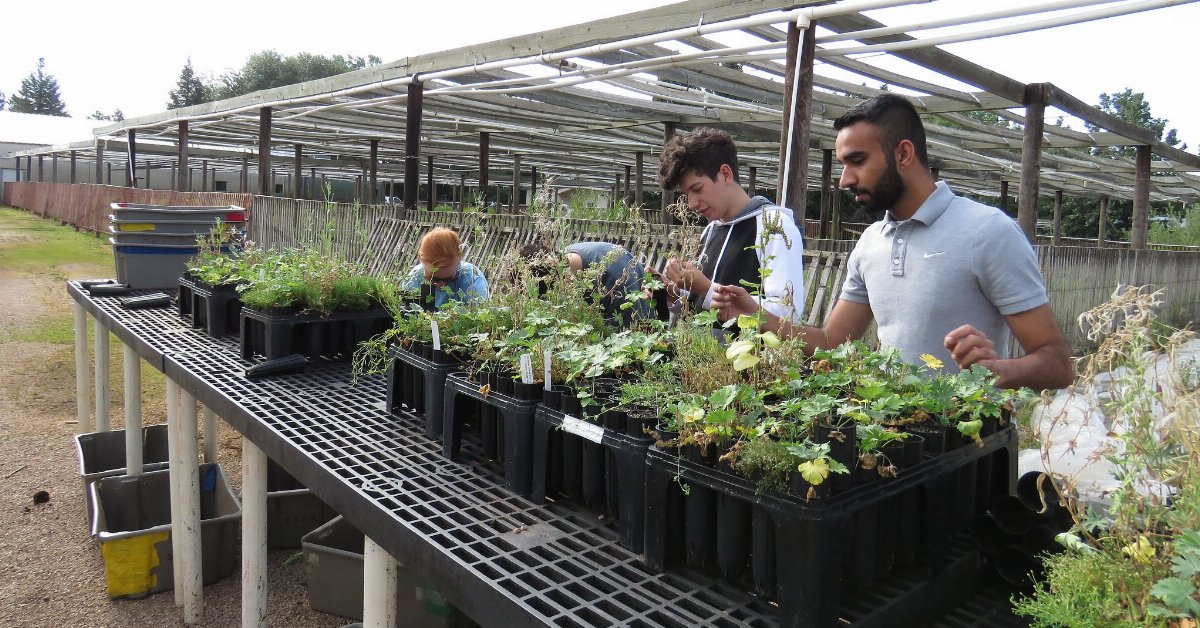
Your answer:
(0, 212), (349, 627)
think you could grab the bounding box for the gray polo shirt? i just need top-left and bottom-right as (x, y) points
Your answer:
(840, 182), (1047, 369)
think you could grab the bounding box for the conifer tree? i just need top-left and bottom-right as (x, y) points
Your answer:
(8, 58), (69, 117)
(167, 58), (210, 109)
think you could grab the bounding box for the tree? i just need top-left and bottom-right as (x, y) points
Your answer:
(1087, 88), (1184, 158)
(0, 91), (6, 111)
(88, 109), (125, 122)
(207, 51), (382, 100)
(8, 58), (68, 117)
(167, 58), (210, 109)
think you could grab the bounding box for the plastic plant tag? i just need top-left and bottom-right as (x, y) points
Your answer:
(431, 320), (441, 351)
(543, 352), (553, 391)
(562, 416), (604, 444)
(520, 353), (534, 384)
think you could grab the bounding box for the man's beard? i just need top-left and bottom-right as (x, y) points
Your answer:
(850, 161), (905, 213)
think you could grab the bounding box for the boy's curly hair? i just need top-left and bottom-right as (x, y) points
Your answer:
(658, 127), (739, 191)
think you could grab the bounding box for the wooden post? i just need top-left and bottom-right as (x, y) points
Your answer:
(819, 149), (833, 239)
(478, 131), (490, 208)
(531, 166), (538, 201)
(999, 180), (1009, 214)
(295, 144), (304, 200)
(177, 121), (190, 191)
(240, 156), (249, 193)
(106, 162), (112, 184)
(201, 160), (208, 191)
(459, 172), (466, 212)
(660, 122), (676, 222)
(424, 155), (433, 210)
(635, 151), (644, 205)
(126, 129), (137, 188)
(258, 107), (272, 196)
(70, 151), (77, 184)
(404, 81), (423, 209)
(310, 168), (317, 200)
(512, 154), (522, 213)
(13, 157), (20, 182)
(144, 162), (151, 190)
(1018, 83), (1047, 243)
(831, 182), (843, 240)
(777, 19), (816, 228)
(1131, 145), (1151, 250)
(37, 156), (44, 182)
(52, 155), (58, 183)
(26, 155), (33, 181)
(623, 164), (632, 205)
(1097, 195), (1109, 248)
(1052, 190), (1063, 246)
(748, 166), (758, 198)
(368, 140), (378, 204)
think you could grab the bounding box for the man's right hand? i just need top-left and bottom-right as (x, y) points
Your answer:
(712, 284), (760, 322)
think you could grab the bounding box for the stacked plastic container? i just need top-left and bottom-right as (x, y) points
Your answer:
(108, 204), (246, 289)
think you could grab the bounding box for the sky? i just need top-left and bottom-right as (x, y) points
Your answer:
(3, 0), (1198, 151)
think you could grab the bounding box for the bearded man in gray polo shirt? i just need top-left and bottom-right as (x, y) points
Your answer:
(713, 94), (1072, 391)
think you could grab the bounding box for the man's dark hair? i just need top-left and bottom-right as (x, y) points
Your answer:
(833, 94), (929, 167)
(658, 127), (740, 191)
(516, 242), (557, 278)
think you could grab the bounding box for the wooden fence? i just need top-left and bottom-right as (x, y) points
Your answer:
(5, 181), (1197, 351)
(2, 182), (251, 235)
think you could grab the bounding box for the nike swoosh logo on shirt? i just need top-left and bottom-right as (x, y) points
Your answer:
(923, 251), (946, 258)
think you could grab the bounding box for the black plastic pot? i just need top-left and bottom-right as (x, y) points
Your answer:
(495, 373), (515, 396)
(561, 392), (581, 417)
(541, 385), (570, 411)
(1016, 471), (1063, 515)
(683, 442), (717, 466)
(995, 547), (1038, 590)
(814, 422), (856, 492)
(970, 514), (1019, 555)
(512, 381), (542, 402)
(905, 422), (948, 457)
(900, 434), (925, 467)
(652, 421), (679, 447)
(624, 407), (655, 439)
(788, 470), (831, 501)
(991, 494), (1035, 535)
(601, 408), (626, 432)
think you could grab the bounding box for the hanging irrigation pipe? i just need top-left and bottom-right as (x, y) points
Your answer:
(817, 0), (1126, 43)
(817, 0), (1195, 57)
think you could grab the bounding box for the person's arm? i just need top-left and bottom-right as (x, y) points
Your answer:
(712, 284), (873, 355)
(466, 267), (490, 303)
(944, 304), (1073, 390)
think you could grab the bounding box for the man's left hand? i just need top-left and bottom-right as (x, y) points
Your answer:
(944, 324), (999, 371)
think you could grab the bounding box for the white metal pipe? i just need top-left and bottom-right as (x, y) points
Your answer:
(241, 437), (268, 628)
(73, 302), (92, 434)
(165, 378), (184, 608)
(177, 387), (204, 624)
(203, 407), (218, 463)
(122, 344), (142, 475)
(363, 537), (398, 628)
(817, 0), (1123, 43)
(817, 0), (1195, 58)
(93, 318), (110, 432)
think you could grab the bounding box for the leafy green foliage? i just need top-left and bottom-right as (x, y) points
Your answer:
(206, 51), (382, 100)
(7, 58), (68, 116)
(1088, 88), (1184, 158)
(167, 58), (210, 109)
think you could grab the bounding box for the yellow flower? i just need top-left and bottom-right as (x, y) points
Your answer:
(919, 354), (944, 371)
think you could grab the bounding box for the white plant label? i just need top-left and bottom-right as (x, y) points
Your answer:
(562, 416), (604, 444)
(431, 320), (441, 351)
(543, 352), (553, 391)
(519, 353), (534, 384)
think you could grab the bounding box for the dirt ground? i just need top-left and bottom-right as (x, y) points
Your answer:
(0, 210), (348, 627)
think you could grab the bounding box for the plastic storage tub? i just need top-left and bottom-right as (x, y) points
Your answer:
(301, 515), (471, 626)
(90, 463), (241, 598)
(74, 424), (171, 525)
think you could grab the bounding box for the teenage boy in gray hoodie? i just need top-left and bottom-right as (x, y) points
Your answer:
(657, 127), (806, 323)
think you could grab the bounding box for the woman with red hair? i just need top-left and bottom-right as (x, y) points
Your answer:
(402, 227), (490, 307)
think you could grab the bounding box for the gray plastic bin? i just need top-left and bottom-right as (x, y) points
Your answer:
(301, 516), (473, 626)
(266, 459), (337, 549)
(109, 203), (247, 223)
(111, 241), (198, 290)
(74, 424), (171, 526)
(90, 463), (241, 598)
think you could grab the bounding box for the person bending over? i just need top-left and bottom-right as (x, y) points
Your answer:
(402, 227), (489, 307)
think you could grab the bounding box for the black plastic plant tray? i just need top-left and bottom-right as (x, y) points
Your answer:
(161, 347), (780, 627)
(644, 428), (1017, 628)
(386, 344), (461, 439)
(442, 371), (539, 498)
(68, 281), (241, 371)
(532, 405), (653, 553)
(240, 306), (391, 361)
(178, 275), (243, 338)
